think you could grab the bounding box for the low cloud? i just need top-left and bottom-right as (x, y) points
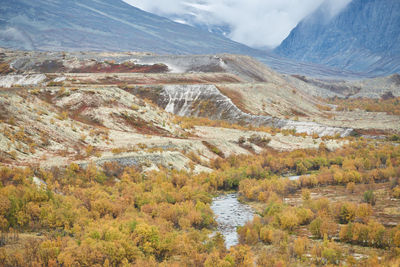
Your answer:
(124, 0), (351, 48)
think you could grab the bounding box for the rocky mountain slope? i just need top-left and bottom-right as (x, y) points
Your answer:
(0, 0), (260, 56)
(2, 50), (399, 127)
(286, 73), (400, 99)
(1, 50), (399, 170)
(0, 0), (375, 79)
(275, 0), (400, 76)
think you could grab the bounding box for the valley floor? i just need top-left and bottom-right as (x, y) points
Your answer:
(0, 50), (399, 266)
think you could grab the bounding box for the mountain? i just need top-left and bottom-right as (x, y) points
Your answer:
(0, 0), (262, 56)
(275, 0), (400, 76)
(0, 0), (377, 79)
(160, 5), (232, 37)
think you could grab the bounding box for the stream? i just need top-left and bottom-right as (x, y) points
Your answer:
(211, 193), (254, 248)
(287, 174), (311, 181)
(210, 176), (305, 248)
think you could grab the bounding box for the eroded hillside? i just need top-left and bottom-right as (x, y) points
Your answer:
(1, 50), (399, 170)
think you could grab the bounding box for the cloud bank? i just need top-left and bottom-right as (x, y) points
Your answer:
(124, 0), (351, 48)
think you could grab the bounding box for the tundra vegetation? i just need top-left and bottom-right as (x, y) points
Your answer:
(329, 96), (400, 116)
(1, 51), (400, 266)
(0, 140), (400, 266)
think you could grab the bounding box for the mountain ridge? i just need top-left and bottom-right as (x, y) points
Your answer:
(275, 0), (400, 75)
(0, 0), (390, 78)
(0, 0), (263, 56)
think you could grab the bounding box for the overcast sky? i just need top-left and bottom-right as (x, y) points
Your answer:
(123, 0), (351, 48)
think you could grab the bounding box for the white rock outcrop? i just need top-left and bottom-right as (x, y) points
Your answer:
(0, 74), (46, 88)
(160, 84), (353, 137)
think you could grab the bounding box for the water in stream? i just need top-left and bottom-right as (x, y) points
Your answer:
(287, 174), (311, 181)
(211, 193), (254, 248)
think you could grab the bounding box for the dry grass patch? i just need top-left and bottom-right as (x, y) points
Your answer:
(217, 85), (251, 113)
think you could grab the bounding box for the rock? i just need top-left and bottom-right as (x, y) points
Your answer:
(0, 74), (46, 88)
(32, 176), (47, 189)
(159, 84), (353, 137)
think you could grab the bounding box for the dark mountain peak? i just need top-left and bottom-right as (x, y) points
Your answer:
(275, 0), (400, 76)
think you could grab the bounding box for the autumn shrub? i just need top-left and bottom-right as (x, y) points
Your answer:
(256, 249), (286, 267)
(309, 216), (337, 239)
(276, 208), (300, 231)
(346, 182), (356, 193)
(355, 203), (373, 223)
(228, 245), (255, 267)
(202, 141), (225, 158)
(388, 134), (400, 142)
(259, 226), (274, 244)
(247, 134), (271, 148)
(341, 220), (400, 250)
(321, 242), (342, 265)
(0, 140), (399, 266)
(47, 81), (64, 87)
(295, 207), (314, 225)
(392, 186), (400, 199)
(301, 188), (311, 201)
(262, 200), (285, 217)
(204, 250), (233, 267)
(308, 197), (330, 215)
(336, 202), (356, 224)
(329, 97), (400, 116)
(293, 237), (309, 258)
(311, 239), (342, 265)
(363, 190), (376, 206)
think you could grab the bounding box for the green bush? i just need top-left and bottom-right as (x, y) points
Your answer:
(363, 190), (376, 206)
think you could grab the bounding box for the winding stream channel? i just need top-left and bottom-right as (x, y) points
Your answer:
(211, 193), (254, 248)
(210, 176), (306, 248)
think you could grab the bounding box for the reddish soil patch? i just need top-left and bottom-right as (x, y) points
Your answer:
(0, 151), (13, 164)
(71, 62), (168, 73)
(290, 108), (307, 117)
(0, 62), (13, 74)
(71, 73), (242, 85)
(121, 85), (163, 107)
(0, 102), (9, 121)
(120, 113), (172, 137)
(158, 75), (240, 84)
(354, 128), (393, 136)
(34, 60), (66, 73)
(69, 107), (104, 127)
(216, 85), (251, 114)
(37, 91), (104, 127)
(202, 141), (225, 158)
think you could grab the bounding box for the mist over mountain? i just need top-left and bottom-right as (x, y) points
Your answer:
(0, 0), (368, 79)
(275, 0), (400, 75)
(0, 0), (262, 56)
